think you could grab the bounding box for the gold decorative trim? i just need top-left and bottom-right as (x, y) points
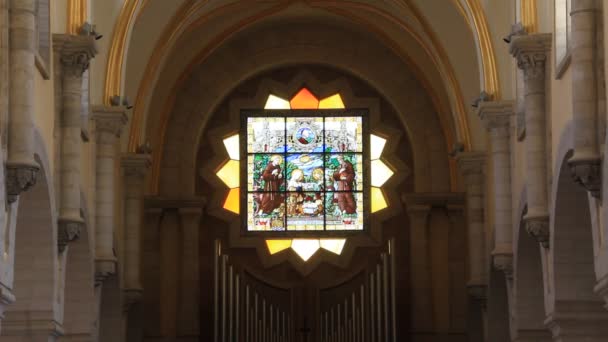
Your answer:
(67, 0), (87, 35)
(455, 0), (501, 99)
(103, 0), (140, 105)
(521, 0), (538, 33)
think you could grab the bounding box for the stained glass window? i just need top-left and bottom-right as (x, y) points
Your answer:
(243, 111), (367, 233)
(216, 88), (395, 260)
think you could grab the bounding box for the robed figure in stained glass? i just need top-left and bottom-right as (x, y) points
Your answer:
(333, 155), (356, 214)
(259, 155), (284, 214)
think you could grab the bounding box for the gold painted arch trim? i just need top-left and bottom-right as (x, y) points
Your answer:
(521, 0), (538, 33)
(67, 0), (87, 34)
(103, 0), (141, 105)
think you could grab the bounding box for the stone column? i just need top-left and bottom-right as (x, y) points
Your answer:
(510, 34), (552, 248)
(568, 0), (602, 197)
(92, 106), (128, 281)
(54, 34), (97, 253)
(478, 101), (515, 275)
(6, 0), (40, 202)
(177, 207), (203, 339)
(402, 197), (433, 335)
(121, 153), (151, 304)
(455, 152), (487, 295)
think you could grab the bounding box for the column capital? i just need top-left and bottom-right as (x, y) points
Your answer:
(6, 164), (39, 203)
(467, 284), (487, 309)
(455, 151), (485, 177)
(91, 105), (128, 137)
(477, 100), (514, 130)
(57, 219), (84, 253)
(492, 253), (514, 280)
(121, 153), (151, 179)
(509, 33), (551, 80)
(53, 34), (97, 77)
(524, 215), (550, 248)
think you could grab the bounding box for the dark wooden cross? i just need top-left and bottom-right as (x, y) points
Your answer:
(298, 316), (311, 342)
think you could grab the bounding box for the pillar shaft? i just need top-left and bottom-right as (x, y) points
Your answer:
(455, 152), (487, 288)
(510, 34), (551, 247)
(405, 203), (433, 332)
(569, 0), (603, 197)
(478, 101), (515, 270)
(177, 207), (202, 337)
(92, 106), (127, 280)
(6, 0), (39, 202)
(121, 153), (151, 297)
(54, 34), (97, 252)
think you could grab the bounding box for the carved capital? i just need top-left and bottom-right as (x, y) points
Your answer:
(53, 34), (97, 78)
(510, 33), (551, 81)
(94, 258), (117, 285)
(6, 163), (39, 203)
(57, 219), (84, 253)
(121, 153), (151, 180)
(493, 253), (514, 280)
(477, 101), (514, 130)
(123, 288), (143, 312)
(467, 284), (487, 309)
(568, 157), (602, 198)
(524, 215), (550, 248)
(455, 151), (485, 179)
(91, 106), (128, 138)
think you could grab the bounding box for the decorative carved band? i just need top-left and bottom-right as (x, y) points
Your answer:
(6, 163), (39, 203)
(53, 34), (97, 78)
(509, 34), (552, 81)
(92, 106), (128, 137)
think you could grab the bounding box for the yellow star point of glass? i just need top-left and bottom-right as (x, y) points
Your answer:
(371, 187), (388, 213)
(216, 160), (240, 189)
(223, 188), (240, 214)
(319, 94), (345, 109)
(370, 134), (387, 160)
(291, 239), (321, 261)
(371, 159), (394, 187)
(266, 240), (292, 254)
(320, 239), (346, 255)
(223, 134), (240, 160)
(265, 94), (290, 109)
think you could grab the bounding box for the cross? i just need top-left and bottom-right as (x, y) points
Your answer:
(298, 316), (311, 342)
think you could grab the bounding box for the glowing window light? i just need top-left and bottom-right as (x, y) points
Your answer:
(266, 240), (292, 254)
(371, 159), (394, 187)
(265, 94), (290, 109)
(320, 239), (346, 255)
(291, 239), (320, 261)
(216, 160), (240, 189)
(370, 134), (387, 160)
(223, 188), (240, 214)
(319, 94), (345, 109)
(290, 88), (319, 109)
(371, 187), (388, 213)
(223, 135), (240, 160)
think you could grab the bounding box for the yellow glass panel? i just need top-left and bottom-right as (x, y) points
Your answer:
(265, 94), (290, 109)
(320, 239), (346, 255)
(223, 134), (240, 161)
(319, 94), (345, 109)
(371, 187), (388, 213)
(216, 160), (240, 188)
(370, 134), (387, 160)
(290, 239), (320, 261)
(223, 188), (240, 214)
(266, 240), (292, 255)
(290, 88), (319, 109)
(371, 159), (394, 187)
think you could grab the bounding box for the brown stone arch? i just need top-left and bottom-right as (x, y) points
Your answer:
(154, 21), (452, 198)
(545, 150), (608, 338)
(2, 134), (60, 339)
